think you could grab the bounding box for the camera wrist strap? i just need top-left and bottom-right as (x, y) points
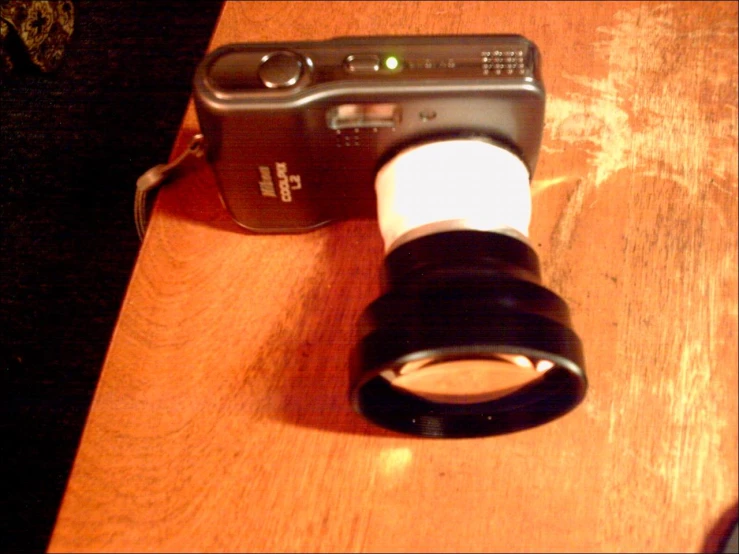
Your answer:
(134, 133), (205, 240)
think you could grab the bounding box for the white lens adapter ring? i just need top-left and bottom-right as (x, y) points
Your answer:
(375, 139), (532, 253)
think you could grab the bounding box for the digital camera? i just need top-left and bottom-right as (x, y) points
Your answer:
(193, 35), (587, 438)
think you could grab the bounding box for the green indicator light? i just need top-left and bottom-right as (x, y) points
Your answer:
(384, 56), (400, 70)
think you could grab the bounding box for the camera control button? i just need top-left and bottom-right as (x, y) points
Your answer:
(258, 51), (303, 88)
(344, 54), (381, 73)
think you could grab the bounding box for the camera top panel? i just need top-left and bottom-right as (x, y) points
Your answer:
(197, 35), (542, 99)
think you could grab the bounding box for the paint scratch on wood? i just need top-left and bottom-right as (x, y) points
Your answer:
(542, 3), (738, 196)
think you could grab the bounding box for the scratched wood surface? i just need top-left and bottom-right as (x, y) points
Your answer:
(49, 2), (738, 552)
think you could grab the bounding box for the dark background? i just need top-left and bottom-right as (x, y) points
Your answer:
(1, 2), (223, 551)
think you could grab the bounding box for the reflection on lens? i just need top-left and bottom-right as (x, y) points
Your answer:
(382, 355), (553, 404)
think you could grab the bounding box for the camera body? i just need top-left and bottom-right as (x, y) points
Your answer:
(193, 35), (545, 232)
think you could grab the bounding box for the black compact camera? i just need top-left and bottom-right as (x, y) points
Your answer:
(193, 35), (587, 438)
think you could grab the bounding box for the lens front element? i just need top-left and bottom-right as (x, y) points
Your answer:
(385, 354), (552, 404)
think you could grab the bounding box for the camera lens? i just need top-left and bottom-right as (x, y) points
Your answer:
(350, 139), (587, 438)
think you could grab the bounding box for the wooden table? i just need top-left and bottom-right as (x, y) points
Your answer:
(49, 2), (738, 552)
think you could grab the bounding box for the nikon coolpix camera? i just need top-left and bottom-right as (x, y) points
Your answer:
(193, 35), (588, 438)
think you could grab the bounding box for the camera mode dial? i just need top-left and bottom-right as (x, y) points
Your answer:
(258, 51), (304, 89)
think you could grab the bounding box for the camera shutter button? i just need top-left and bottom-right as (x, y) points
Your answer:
(258, 51), (304, 88)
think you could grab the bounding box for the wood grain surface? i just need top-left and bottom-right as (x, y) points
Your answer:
(49, 2), (738, 552)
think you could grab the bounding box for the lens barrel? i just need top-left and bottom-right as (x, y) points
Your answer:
(351, 230), (587, 438)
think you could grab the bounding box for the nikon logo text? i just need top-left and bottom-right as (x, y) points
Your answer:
(258, 163), (302, 202)
(258, 166), (276, 198)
